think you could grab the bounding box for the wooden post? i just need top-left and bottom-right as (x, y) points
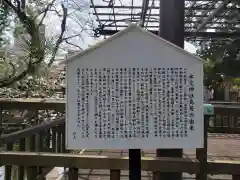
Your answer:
(46, 129), (51, 150)
(5, 142), (13, 180)
(68, 168), (78, 180)
(129, 149), (141, 180)
(61, 125), (66, 153)
(57, 126), (61, 153)
(38, 131), (45, 180)
(232, 175), (240, 180)
(52, 127), (57, 152)
(27, 135), (37, 180)
(18, 138), (26, 180)
(0, 108), (2, 136)
(156, 0), (185, 180)
(196, 115), (208, 180)
(61, 124), (67, 174)
(110, 170), (121, 180)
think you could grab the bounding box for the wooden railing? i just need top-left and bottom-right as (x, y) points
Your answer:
(1, 118), (65, 180)
(1, 123), (23, 134)
(1, 99), (240, 180)
(209, 102), (240, 133)
(1, 99), (240, 135)
(0, 98), (65, 180)
(0, 98), (65, 136)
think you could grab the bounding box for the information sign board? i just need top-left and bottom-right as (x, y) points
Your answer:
(65, 25), (204, 149)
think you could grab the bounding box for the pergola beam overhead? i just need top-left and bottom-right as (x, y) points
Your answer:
(102, 24), (233, 31)
(196, 0), (230, 31)
(90, 5), (238, 10)
(90, 0), (240, 40)
(139, 0), (150, 27)
(96, 19), (239, 24)
(92, 12), (230, 18)
(98, 29), (240, 38)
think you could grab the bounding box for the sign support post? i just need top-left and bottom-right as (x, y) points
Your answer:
(129, 149), (141, 180)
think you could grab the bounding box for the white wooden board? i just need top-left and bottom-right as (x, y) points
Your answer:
(66, 26), (203, 149)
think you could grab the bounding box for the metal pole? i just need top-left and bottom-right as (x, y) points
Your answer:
(156, 0), (185, 180)
(129, 149), (141, 180)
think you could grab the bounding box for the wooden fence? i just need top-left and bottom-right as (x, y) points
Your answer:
(0, 98), (240, 180)
(209, 102), (240, 133)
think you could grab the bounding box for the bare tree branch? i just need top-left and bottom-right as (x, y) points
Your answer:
(52, 6), (62, 16)
(65, 40), (82, 50)
(6, 57), (16, 79)
(47, 4), (68, 67)
(1, 0), (87, 87)
(62, 33), (83, 41)
(1, 56), (16, 80)
(37, 0), (57, 26)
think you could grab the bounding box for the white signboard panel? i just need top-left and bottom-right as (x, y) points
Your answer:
(67, 67), (203, 149)
(66, 26), (203, 149)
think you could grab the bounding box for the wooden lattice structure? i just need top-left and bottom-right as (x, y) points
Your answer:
(90, 0), (240, 41)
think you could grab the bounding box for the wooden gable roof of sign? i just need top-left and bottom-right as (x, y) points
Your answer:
(60, 24), (204, 65)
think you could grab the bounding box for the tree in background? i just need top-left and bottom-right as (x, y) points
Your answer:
(0, 0), (95, 130)
(0, 1), (11, 47)
(185, 1), (240, 100)
(0, 0), (93, 88)
(196, 3), (240, 78)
